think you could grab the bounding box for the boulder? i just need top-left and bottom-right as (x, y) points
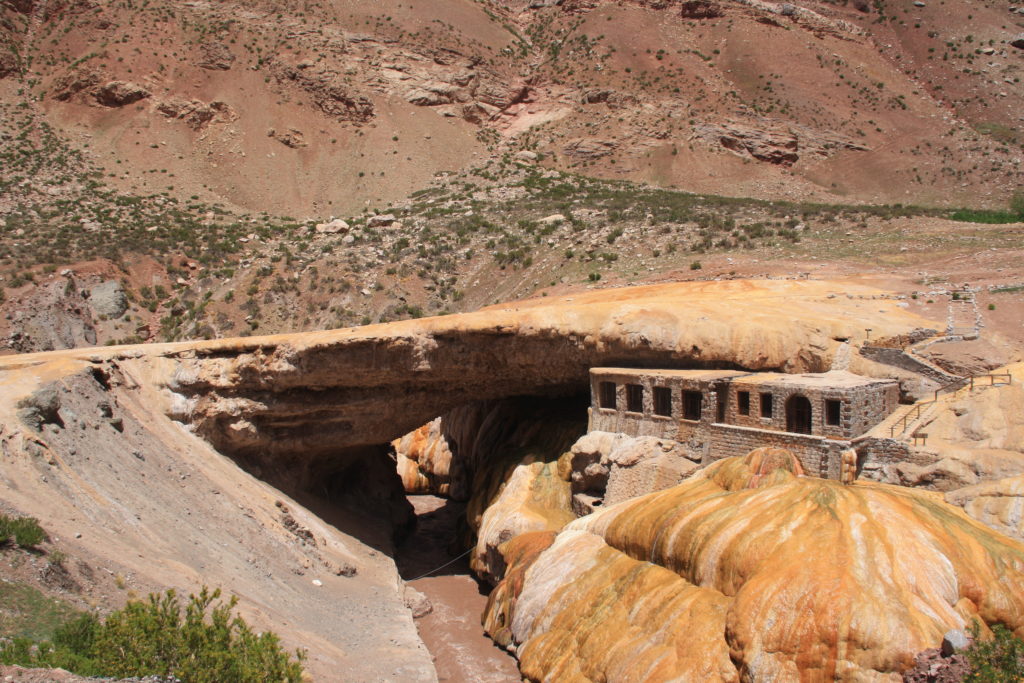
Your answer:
(16, 385), (62, 431)
(392, 417), (455, 495)
(941, 629), (971, 656)
(367, 214), (397, 228)
(403, 585), (432, 618)
(568, 432), (702, 515)
(197, 42), (235, 70)
(89, 280), (127, 319)
(94, 81), (150, 107)
(679, 0), (723, 18)
(315, 219), (350, 235)
(1012, 33), (1024, 50)
(268, 128), (307, 148)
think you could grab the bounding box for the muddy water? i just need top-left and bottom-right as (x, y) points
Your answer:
(396, 495), (521, 683)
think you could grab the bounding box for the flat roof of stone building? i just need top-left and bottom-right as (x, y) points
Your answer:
(729, 371), (897, 389)
(590, 368), (750, 381)
(590, 368), (896, 388)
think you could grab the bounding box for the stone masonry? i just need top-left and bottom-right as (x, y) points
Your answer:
(588, 368), (900, 480)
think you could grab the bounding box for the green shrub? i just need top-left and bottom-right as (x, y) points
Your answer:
(948, 208), (1021, 224)
(965, 622), (1024, 682)
(0, 514), (47, 549)
(1011, 190), (1024, 219)
(0, 587), (305, 683)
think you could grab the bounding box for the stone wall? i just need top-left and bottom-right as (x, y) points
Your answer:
(589, 368), (900, 480)
(860, 345), (956, 385)
(722, 381), (898, 438)
(588, 407), (850, 479)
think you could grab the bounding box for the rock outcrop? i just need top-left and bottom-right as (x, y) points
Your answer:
(484, 450), (1024, 681)
(0, 363), (435, 681)
(0, 49), (20, 79)
(568, 431), (701, 515)
(3, 277), (98, 352)
(51, 68), (149, 107)
(156, 98), (237, 129)
(393, 396), (585, 581)
(865, 364), (1024, 500)
(196, 41), (235, 70)
(946, 475), (1024, 542)
(394, 417), (456, 495)
(695, 119), (870, 166)
(19, 279), (927, 494)
(88, 280), (127, 319)
(270, 60), (375, 124)
(93, 80), (150, 107)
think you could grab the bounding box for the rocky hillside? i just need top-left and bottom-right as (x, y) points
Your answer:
(2, 0), (1024, 354)
(3, 0), (1022, 214)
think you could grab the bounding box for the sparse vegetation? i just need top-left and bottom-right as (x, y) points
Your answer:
(0, 587), (306, 682)
(965, 622), (1024, 682)
(0, 513), (46, 549)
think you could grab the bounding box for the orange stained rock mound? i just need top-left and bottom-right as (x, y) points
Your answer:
(486, 450), (1024, 682)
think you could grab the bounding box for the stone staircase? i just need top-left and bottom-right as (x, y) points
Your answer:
(875, 402), (937, 441)
(946, 290), (981, 338)
(830, 341), (852, 372)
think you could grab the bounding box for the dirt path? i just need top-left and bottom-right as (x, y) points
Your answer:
(396, 495), (521, 683)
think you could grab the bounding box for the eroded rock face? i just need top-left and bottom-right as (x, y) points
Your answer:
(485, 450), (1024, 681)
(157, 98), (237, 129)
(568, 431), (701, 515)
(866, 364), (1024, 499)
(270, 60), (375, 123)
(472, 457), (575, 584)
(172, 280), (931, 485)
(393, 417), (456, 496)
(93, 81), (150, 107)
(3, 277), (98, 352)
(0, 363), (435, 681)
(196, 41), (235, 70)
(695, 119), (869, 165)
(946, 475), (1024, 542)
(0, 50), (20, 79)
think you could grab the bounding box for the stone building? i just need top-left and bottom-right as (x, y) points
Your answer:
(588, 368), (900, 479)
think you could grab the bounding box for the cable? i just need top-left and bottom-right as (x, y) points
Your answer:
(406, 546), (474, 582)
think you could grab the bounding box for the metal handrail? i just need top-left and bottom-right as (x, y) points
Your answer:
(889, 401), (932, 438)
(889, 373), (1013, 438)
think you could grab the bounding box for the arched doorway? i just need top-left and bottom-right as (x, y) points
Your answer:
(786, 395), (813, 434)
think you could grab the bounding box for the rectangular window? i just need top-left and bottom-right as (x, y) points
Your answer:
(653, 387), (672, 417)
(826, 399), (842, 426)
(683, 391), (702, 421)
(599, 381), (617, 409)
(737, 391), (750, 416)
(760, 393), (773, 419)
(626, 384), (644, 413)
